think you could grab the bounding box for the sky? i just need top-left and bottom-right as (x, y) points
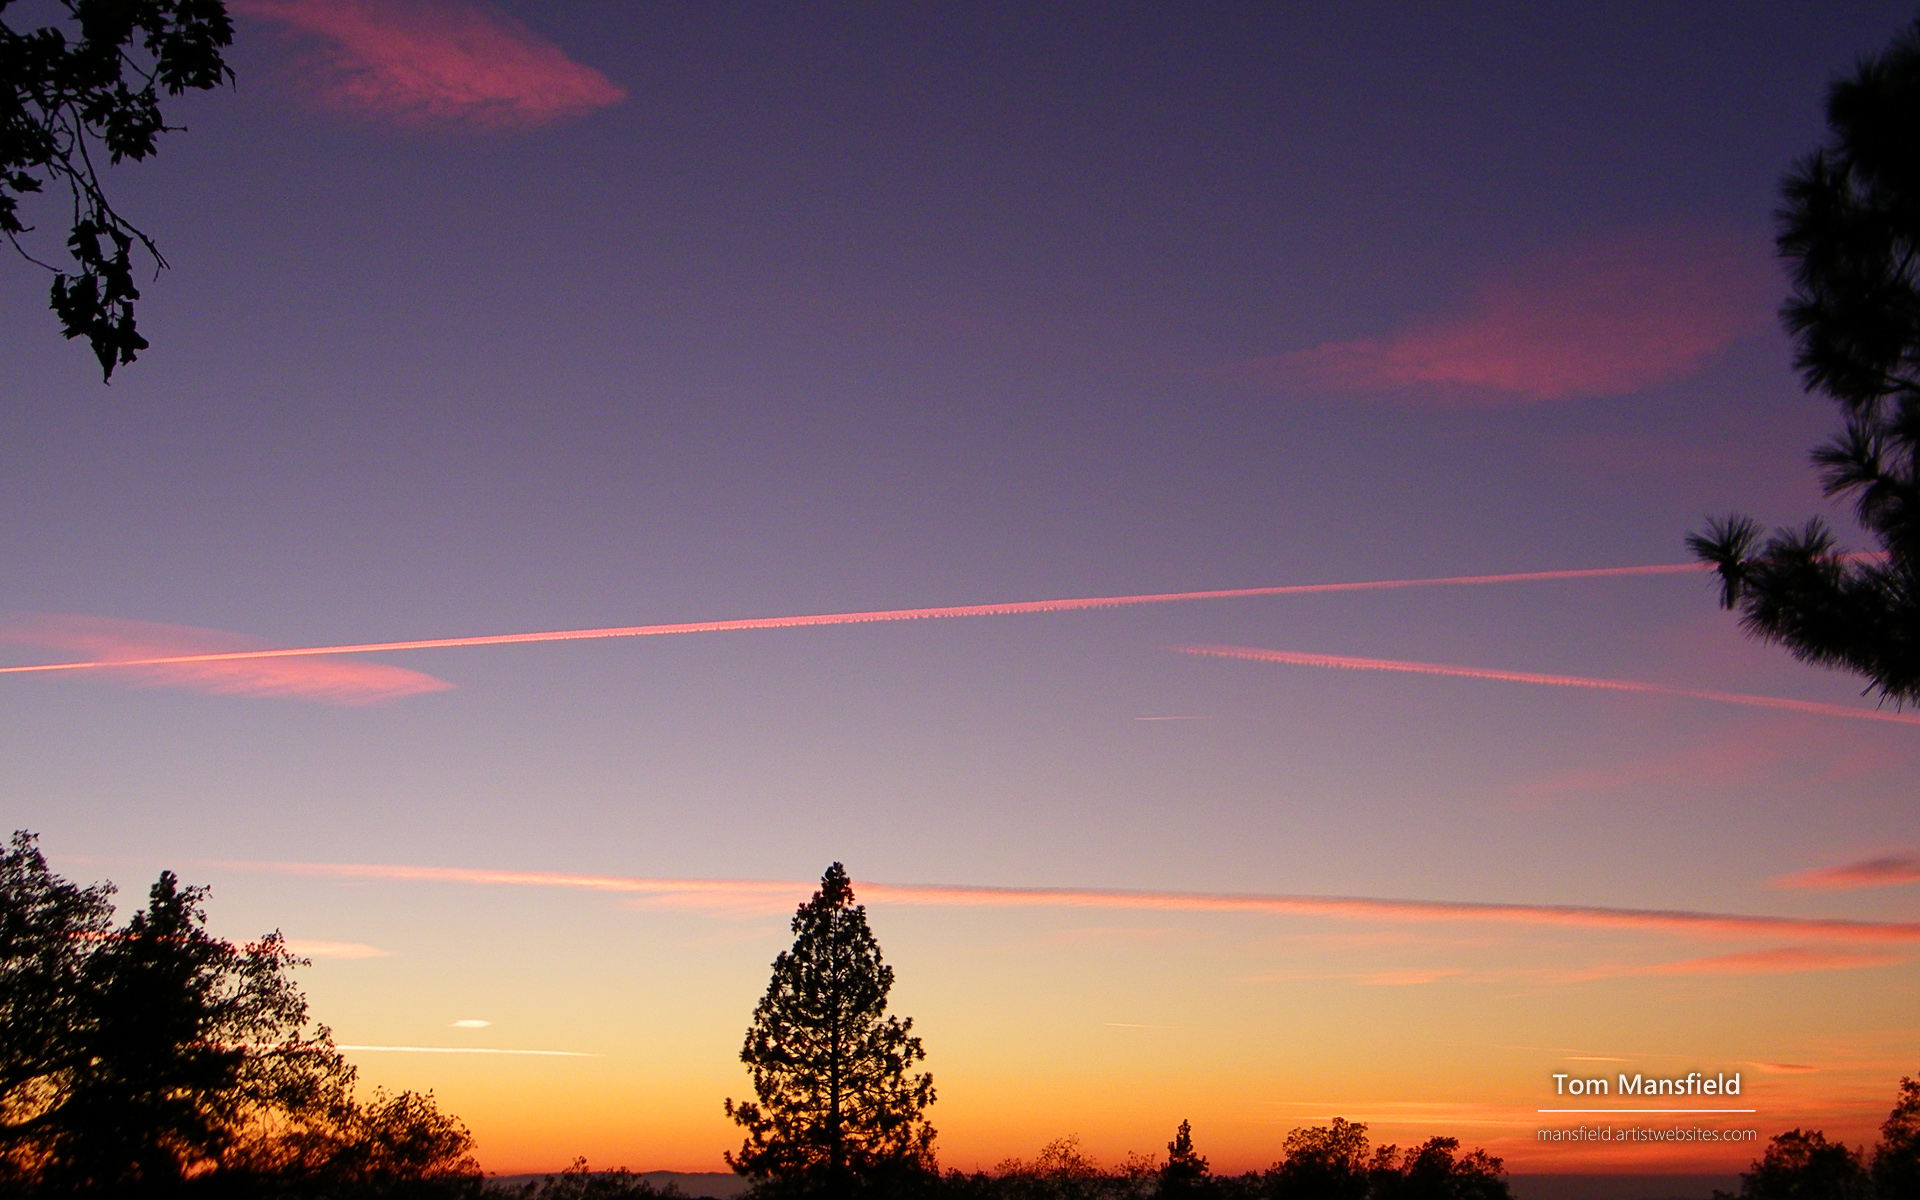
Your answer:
(3, 0), (1918, 1180)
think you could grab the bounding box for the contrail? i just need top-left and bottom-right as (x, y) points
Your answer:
(212, 860), (1920, 945)
(1174, 644), (1920, 728)
(0, 562), (1704, 678)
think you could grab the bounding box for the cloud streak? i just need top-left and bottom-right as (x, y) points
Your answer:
(1774, 854), (1920, 890)
(240, 0), (626, 127)
(1233, 226), (1769, 404)
(0, 562), (1703, 682)
(1174, 644), (1920, 728)
(1565, 945), (1905, 981)
(0, 614), (452, 705)
(212, 859), (1920, 946)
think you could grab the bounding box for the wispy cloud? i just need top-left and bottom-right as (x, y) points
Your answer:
(1565, 945), (1905, 981)
(1774, 854), (1920, 891)
(0, 614), (451, 705)
(1173, 643), (1920, 728)
(1354, 967), (1468, 986)
(240, 0), (626, 127)
(1255, 946), (1907, 988)
(1230, 225), (1768, 404)
(0, 562), (1704, 683)
(449, 1019), (491, 1028)
(1507, 722), (1903, 803)
(287, 939), (393, 959)
(212, 859), (1920, 946)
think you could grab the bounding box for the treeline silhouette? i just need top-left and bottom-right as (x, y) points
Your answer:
(472, 1120), (1514, 1200)
(0, 833), (479, 1198)
(4, 837), (1917, 1200)
(1711, 1075), (1919, 1200)
(925, 1120), (1511, 1200)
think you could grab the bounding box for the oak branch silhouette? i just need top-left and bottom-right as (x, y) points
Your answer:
(1690, 18), (1920, 704)
(0, 0), (233, 379)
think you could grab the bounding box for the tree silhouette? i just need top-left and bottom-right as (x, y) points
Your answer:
(0, 830), (116, 1189)
(2, 0), (234, 379)
(725, 863), (936, 1196)
(41, 868), (319, 1190)
(1266, 1119), (1372, 1200)
(0, 831), (477, 1196)
(1873, 1076), (1920, 1199)
(1369, 1138), (1509, 1200)
(1160, 1120), (1209, 1197)
(1689, 17), (1920, 703)
(1718, 1129), (1871, 1200)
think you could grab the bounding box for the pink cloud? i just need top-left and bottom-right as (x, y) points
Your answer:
(1507, 721), (1905, 803)
(215, 859), (1920, 946)
(1566, 945), (1905, 981)
(1174, 643), (1920, 728)
(1232, 225), (1770, 404)
(0, 561), (1705, 684)
(0, 614), (451, 704)
(239, 0), (626, 127)
(1774, 854), (1920, 891)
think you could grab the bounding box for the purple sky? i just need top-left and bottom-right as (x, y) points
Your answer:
(2, 0), (1916, 1175)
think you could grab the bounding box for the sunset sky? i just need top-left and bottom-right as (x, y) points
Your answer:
(3, 0), (1918, 1180)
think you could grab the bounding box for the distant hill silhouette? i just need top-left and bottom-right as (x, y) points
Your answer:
(1507, 1176), (1740, 1200)
(488, 1170), (751, 1197)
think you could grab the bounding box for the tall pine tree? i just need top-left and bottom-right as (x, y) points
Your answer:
(725, 863), (935, 1196)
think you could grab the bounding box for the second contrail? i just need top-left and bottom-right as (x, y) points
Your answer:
(1176, 644), (1920, 727)
(0, 561), (1702, 678)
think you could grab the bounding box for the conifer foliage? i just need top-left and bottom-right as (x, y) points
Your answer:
(726, 863), (936, 1195)
(1689, 18), (1920, 702)
(1161, 1120), (1210, 1197)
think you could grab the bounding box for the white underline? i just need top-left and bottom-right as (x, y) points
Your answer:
(1538, 1108), (1756, 1113)
(336, 1045), (599, 1057)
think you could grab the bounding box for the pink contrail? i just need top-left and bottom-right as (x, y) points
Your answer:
(1773, 854), (1920, 891)
(0, 613), (451, 704)
(0, 562), (1704, 679)
(1174, 644), (1920, 728)
(213, 860), (1920, 946)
